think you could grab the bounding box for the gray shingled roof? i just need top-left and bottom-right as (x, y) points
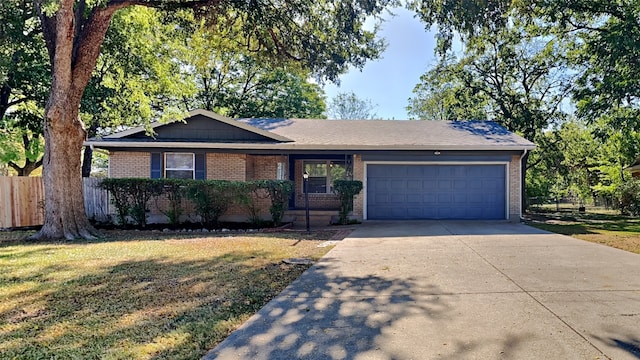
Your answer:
(238, 118), (535, 150)
(86, 110), (535, 151)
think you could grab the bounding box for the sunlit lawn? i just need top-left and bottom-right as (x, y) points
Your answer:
(526, 207), (640, 254)
(0, 230), (337, 359)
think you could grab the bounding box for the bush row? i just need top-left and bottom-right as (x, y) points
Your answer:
(98, 178), (294, 228)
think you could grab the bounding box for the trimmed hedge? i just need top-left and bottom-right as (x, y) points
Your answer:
(98, 178), (295, 228)
(185, 180), (237, 227)
(98, 178), (163, 227)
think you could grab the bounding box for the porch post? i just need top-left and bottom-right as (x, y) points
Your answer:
(303, 171), (310, 233)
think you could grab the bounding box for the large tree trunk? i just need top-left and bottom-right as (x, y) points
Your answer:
(30, 0), (121, 240)
(34, 107), (99, 240)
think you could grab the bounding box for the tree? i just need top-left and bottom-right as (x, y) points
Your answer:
(407, 0), (640, 211)
(407, 55), (488, 121)
(0, 1), (50, 121)
(408, 0), (640, 130)
(80, 6), (195, 177)
(407, 21), (572, 211)
(0, 1), (50, 175)
(327, 91), (378, 119)
(29, 0), (391, 240)
(181, 22), (325, 118)
(0, 104), (44, 176)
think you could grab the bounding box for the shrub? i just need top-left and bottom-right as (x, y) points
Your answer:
(333, 180), (363, 225)
(99, 178), (163, 226)
(257, 180), (294, 226)
(234, 181), (264, 227)
(156, 179), (188, 226)
(185, 180), (236, 227)
(99, 178), (131, 225)
(616, 179), (640, 216)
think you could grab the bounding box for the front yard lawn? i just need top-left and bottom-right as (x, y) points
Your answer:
(526, 209), (640, 254)
(0, 230), (338, 359)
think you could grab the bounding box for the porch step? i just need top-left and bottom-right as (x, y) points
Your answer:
(285, 210), (336, 228)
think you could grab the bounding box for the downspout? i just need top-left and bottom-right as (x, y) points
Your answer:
(519, 148), (528, 221)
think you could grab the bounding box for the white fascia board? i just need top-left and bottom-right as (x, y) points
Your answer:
(85, 141), (536, 152)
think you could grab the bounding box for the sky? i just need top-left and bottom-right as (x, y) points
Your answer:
(323, 8), (438, 120)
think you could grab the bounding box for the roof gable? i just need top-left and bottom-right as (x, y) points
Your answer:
(105, 109), (291, 143)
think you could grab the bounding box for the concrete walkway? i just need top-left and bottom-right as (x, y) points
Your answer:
(205, 221), (640, 360)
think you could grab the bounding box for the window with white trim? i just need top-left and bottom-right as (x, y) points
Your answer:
(164, 153), (195, 179)
(303, 160), (347, 193)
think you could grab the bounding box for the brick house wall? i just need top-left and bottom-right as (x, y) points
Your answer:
(509, 154), (522, 221)
(207, 153), (246, 181)
(247, 155), (288, 180)
(109, 151), (150, 178)
(352, 154), (364, 218)
(244, 155), (290, 220)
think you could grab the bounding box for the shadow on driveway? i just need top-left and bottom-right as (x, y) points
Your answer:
(205, 260), (452, 359)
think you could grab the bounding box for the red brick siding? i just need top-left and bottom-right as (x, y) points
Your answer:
(207, 153), (246, 181)
(109, 151), (150, 178)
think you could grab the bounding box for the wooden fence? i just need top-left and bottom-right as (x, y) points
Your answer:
(0, 177), (110, 228)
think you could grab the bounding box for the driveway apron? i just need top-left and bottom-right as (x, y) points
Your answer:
(205, 221), (640, 360)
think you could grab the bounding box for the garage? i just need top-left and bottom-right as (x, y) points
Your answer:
(366, 164), (507, 220)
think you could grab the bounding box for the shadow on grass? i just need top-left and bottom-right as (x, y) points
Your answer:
(526, 222), (597, 235)
(0, 229), (335, 249)
(526, 209), (640, 235)
(0, 250), (315, 359)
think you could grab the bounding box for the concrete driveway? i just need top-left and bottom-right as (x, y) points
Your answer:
(206, 221), (640, 360)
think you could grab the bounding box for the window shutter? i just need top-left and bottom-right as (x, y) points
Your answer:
(150, 153), (162, 178)
(195, 153), (206, 179)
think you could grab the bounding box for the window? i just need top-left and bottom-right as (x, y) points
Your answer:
(303, 161), (347, 193)
(165, 153), (195, 179)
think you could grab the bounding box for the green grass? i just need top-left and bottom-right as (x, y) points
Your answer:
(0, 230), (337, 359)
(526, 208), (640, 254)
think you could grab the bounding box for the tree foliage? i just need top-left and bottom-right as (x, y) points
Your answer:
(327, 91), (378, 119)
(408, 24), (571, 141)
(408, 0), (640, 133)
(181, 22), (326, 118)
(407, 55), (488, 121)
(0, 1), (50, 175)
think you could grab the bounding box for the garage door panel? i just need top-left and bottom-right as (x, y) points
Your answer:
(423, 179), (437, 189)
(389, 193), (406, 203)
(438, 180), (452, 190)
(422, 193), (437, 202)
(367, 164), (505, 220)
(407, 179), (422, 189)
(407, 166), (423, 176)
(453, 180), (467, 190)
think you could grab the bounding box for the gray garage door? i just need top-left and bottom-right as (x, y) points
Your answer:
(367, 164), (506, 220)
